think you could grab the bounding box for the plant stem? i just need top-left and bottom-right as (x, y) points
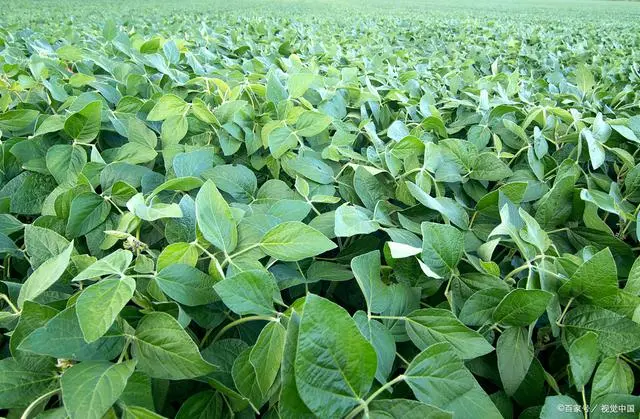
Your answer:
(20, 388), (60, 419)
(556, 297), (574, 327)
(0, 294), (19, 314)
(203, 315), (277, 348)
(345, 375), (405, 419)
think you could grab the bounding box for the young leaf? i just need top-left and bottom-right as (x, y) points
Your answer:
(259, 221), (336, 261)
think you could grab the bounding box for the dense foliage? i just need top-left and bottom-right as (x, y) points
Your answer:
(2, 0), (640, 417)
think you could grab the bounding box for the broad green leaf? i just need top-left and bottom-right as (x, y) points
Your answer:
(295, 110), (331, 137)
(334, 204), (379, 237)
(369, 399), (453, 419)
(497, 327), (533, 395)
(175, 391), (223, 419)
(0, 358), (57, 408)
(558, 248), (618, 301)
(353, 311), (396, 384)
(295, 294), (376, 418)
(268, 125), (298, 158)
(404, 342), (502, 418)
(17, 241), (74, 309)
(540, 395), (582, 419)
(126, 193), (182, 221)
(61, 361), (136, 419)
(351, 250), (391, 313)
(492, 289), (552, 327)
(155, 264), (217, 306)
(564, 305), (640, 356)
(195, 180), (238, 253)
(591, 357), (634, 403)
(76, 276), (135, 342)
(213, 269), (280, 316)
(132, 312), (216, 379)
(459, 288), (509, 326)
(471, 153), (512, 181)
(259, 221), (336, 261)
(568, 331), (599, 391)
(249, 321), (286, 394)
(156, 242), (198, 271)
(19, 306), (125, 361)
(405, 308), (494, 359)
(46, 144), (86, 184)
(204, 164), (257, 203)
(147, 94), (189, 121)
(72, 249), (133, 281)
(66, 192), (111, 238)
(406, 182), (468, 229)
(420, 222), (464, 278)
(64, 101), (102, 142)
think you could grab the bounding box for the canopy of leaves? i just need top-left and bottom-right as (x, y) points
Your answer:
(1, 0), (640, 417)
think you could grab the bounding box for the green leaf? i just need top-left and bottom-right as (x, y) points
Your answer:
(156, 242), (198, 271)
(195, 180), (238, 253)
(558, 248), (618, 301)
(64, 101), (102, 142)
(406, 182), (469, 229)
(591, 357), (634, 403)
(268, 125), (299, 158)
(19, 306), (125, 361)
(76, 276), (135, 342)
(497, 327), (533, 395)
(459, 288), (509, 326)
(147, 94), (189, 121)
(259, 221), (336, 261)
(287, 73), (315, 99)
(540, 395), (582, 419)
(61, 361), (136, 419)
(420, 222), (464, 278)
(471, 153), (512, 181)
(368, 399), (453, 419)
(492, 289), (552, 327)
(280, 310), (314, 418)
(564, 305), (640, 356)
(46, 144), (87, 184)
(204, 164), (257, 203)
(175, 391), (223, 419)
(295, 111), (332, 137)
(0, 358), (57, 408)
(213, 269), (280, 316)
(295, 294), (376, 418)
(249, 321), (286, 394)
(155, 264), (217, 306)
(405, 308), (494, 359)
(404, 342), (502, 418)
(334, 204), (379, 237)
(66, 192), (111, 238)
(132, 312), (216, 379)
(17, 241), (74, 309)
(73, 249), (133, 281)
(126, 193), (182, 221)
(353, 311), (396, 384)
(568, 331), (599, 391)
(351, 250), (391, 313)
